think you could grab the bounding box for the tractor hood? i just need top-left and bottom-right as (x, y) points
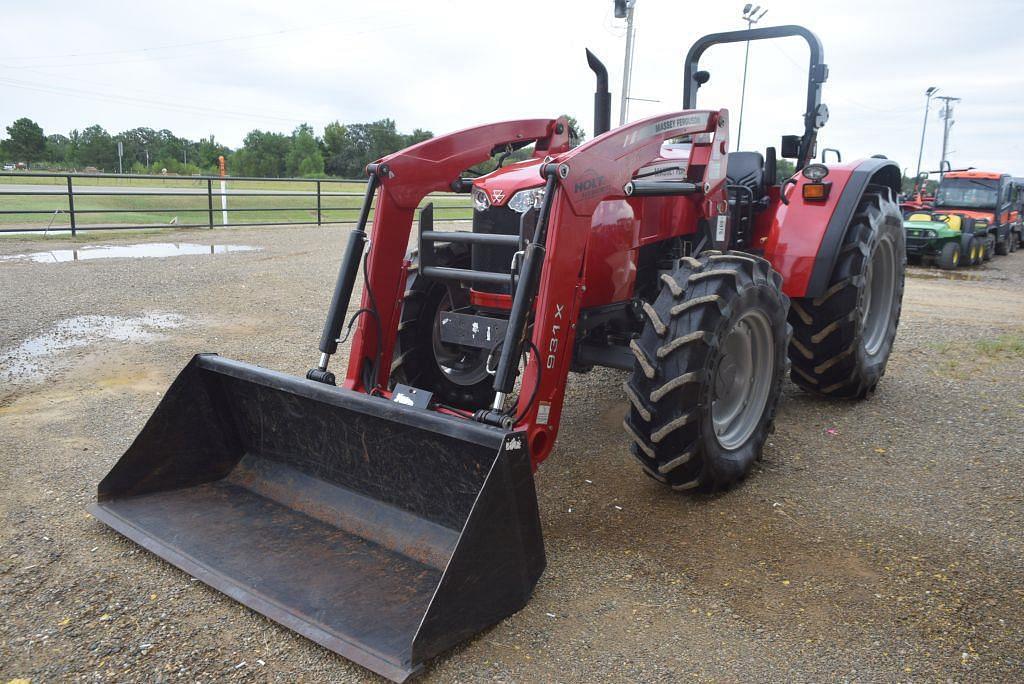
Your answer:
(473, 158), (547, 208)
(472, 141), (693, 208)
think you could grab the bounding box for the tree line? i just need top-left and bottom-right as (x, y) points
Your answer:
(0, 116), (441, 178)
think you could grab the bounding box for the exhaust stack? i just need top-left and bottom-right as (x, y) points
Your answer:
(586, 49), (612, 136)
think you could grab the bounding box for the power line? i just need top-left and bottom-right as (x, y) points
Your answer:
(0, 16), (378, 63)
(0, 20), (419, 126)
(1, 21), (416, 71)
(0, 63), (310, 122)
(0, 77), (305, 124)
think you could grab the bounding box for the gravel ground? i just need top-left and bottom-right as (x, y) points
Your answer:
(1, 225), (1022, 682)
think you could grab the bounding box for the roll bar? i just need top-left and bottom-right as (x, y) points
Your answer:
(683, 25), (828, 170)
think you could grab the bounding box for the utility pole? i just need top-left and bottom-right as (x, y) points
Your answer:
(935, 95), (961, 179)
(914, 87), (937, 191)
(614, 0), (637, 126)
(737, 4), (768, 149)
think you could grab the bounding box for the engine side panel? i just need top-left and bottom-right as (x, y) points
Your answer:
(579, 195), (705, 307)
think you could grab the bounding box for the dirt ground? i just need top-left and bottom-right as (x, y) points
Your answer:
(1, 225), (1022, 682)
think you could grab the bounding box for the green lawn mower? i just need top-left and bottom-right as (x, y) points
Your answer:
(904, 212), (987, 269)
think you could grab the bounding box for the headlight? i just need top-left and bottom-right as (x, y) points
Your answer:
(507, 186), (546, 213)
(472, 187), (491, 212)
(801, 163), (829, 181)
(922, 229), (936, 238)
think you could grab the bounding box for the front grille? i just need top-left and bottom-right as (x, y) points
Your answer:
(471, 205), (520, 293)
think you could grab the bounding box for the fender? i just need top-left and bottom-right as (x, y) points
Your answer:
(804, 157), (900, 297)
(765, 157), (900, 299)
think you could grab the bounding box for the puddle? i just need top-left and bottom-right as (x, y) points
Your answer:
(906, 267), (989, 282)
(0, 313), (184, 382)
(0, 243), (260, 263)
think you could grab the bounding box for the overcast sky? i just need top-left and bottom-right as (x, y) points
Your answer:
(3, 0), (1022, 176)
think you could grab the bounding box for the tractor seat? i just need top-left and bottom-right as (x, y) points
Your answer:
(726, 151), (767, 203)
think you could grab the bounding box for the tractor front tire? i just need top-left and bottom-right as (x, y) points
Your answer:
(623, 252), (789, 493)
(995, 236), (1010, 256)
(390, 244), (496, 410)
(982, 236), (994, 261)
(788, 186), (905, 399)
(936, 241), (960, 270)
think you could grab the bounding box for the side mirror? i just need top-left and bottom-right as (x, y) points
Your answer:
(780, 135), (801, 159)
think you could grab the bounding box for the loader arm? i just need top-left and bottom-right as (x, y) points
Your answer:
(491, 110), (729, 464)
(344, 118), (570, 391)
(347, 109), (727, 467)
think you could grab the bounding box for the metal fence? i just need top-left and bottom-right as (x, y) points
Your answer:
(0, 171), (473, 235)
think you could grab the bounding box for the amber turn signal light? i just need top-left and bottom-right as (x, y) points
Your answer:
(802, 182), (831, 201)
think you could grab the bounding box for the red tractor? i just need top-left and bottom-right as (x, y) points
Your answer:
(91, 26), (904, 682)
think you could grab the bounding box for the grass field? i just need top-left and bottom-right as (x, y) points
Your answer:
(0, 174), (473, 231)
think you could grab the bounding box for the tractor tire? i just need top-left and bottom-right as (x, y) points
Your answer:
(995, 236), (1010, 256)
(623, 252), (789, 493)
(936, 241), (960, 270)
(788, 187), (904, 399)
(982, 236), (994, 261)
(1010, 232), (1020, 253)
(390, 243), (496, 409)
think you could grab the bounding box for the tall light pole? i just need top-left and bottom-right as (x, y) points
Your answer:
(935, 95), (961, 179)
(914, 86), (938, 193)
(737, 4), (768, 150)
(614, 0), (637, 126)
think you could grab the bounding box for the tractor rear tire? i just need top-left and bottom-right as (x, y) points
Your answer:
(936, 241), (960, 270)
(788, 187), (904, 399)
(623, 252), (789, 493)
(390, 243), (496, 410)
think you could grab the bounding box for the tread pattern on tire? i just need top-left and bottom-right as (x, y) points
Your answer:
(623, 251), (789, 493)
(787, 186), (905, 398)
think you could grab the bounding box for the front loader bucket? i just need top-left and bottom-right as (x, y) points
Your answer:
(89, 354), (544, 682)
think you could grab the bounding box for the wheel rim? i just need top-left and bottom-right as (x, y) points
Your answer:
(862, 237), (897, 357)
(711, 309), (775, 451)
(952, 249), (959, 266)
(431, 290), (491, 386)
